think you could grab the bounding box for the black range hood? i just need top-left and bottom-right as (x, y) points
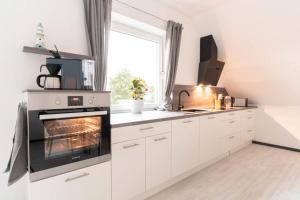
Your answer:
(197, 35), (225, 86)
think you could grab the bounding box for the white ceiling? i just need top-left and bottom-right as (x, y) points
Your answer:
(157, 0), (229, 17)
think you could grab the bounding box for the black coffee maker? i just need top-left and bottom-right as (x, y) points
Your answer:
(46, 58), (95, 90)
(36, 64), (61, 89)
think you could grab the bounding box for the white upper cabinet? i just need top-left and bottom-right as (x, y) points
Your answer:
(112, 138), (146, 200)
(146, 132), (171, 190)
(29, 162), (111, 200)
(171, 117), (200, 177)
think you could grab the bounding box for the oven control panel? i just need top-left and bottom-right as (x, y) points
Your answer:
(68, 96), (83, 106)
(26, 91), (110, 110)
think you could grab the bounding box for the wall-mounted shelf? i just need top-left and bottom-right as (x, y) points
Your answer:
(23, 46), (93, 60)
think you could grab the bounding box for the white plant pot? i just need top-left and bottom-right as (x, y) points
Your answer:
(132, 99), (144, 114)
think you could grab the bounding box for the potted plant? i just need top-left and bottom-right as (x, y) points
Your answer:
(130, 78), (148, 113)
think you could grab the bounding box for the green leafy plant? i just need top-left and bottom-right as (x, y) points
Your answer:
(109, 69), (132, 104)
(131, 78), (148, 100)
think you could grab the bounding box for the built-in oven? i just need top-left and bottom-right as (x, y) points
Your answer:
(26, 90), (111, 181)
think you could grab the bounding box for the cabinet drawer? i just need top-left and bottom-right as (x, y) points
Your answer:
(112, 121), (171, 144)
(139, 121), (171, 136)
(217, 111), (240, 121)
(242, 114), (255, 129)
(29, 162), (111, 200)
(223, 118), (241, 136)
(227, 132), (241, 152)
(201, 114), (222, 122)
(199, 114), (221, 138)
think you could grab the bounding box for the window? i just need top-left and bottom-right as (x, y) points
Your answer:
(107, 20), (164, 112)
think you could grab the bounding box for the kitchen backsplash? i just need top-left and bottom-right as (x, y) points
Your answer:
(171, 85), (228, 110)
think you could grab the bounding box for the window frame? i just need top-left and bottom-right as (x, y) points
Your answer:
(108, 20), (165, 113)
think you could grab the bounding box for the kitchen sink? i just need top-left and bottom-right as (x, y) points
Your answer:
(181, 108), (209, 113)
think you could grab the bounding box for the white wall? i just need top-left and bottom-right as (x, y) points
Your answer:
(0, 0), (88, 199)
(195, 0), (300, 149)
(0, 0), (200, 199)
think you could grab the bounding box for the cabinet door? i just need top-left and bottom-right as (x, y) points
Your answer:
(112, 138), (145, 200)
(29, 162), (111, 200)
(223, 117), (241, 152)
(241, 114), (255, 142)
(199, 115), (226, 164)
(227, 132), (241, 152)
(171, 117), (200, 177)
(146, 133), (171, 190)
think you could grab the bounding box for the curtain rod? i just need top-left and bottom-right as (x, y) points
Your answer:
(113, 0), (168, 23)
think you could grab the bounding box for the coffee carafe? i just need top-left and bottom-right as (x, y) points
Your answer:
(37, 64), (61, 89)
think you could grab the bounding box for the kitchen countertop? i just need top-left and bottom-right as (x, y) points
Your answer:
(111, 106), (257, 128)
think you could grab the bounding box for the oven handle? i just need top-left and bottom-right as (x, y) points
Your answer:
(39, 111), (108, 120)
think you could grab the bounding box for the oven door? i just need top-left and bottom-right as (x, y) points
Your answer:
(29, 108), (111, 176)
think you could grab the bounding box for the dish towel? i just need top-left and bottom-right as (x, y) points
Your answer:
(4, 102), (28, 186)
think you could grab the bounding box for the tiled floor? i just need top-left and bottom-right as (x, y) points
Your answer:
(148, 144), (300, 200)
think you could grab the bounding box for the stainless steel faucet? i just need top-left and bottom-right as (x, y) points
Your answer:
(178, 90), (190, 110)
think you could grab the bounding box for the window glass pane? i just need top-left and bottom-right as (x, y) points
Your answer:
(107, 30), (160, 107)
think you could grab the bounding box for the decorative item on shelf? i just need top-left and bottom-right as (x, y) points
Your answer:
(35, 22), (46, 49)
(130, 78), (148, 114)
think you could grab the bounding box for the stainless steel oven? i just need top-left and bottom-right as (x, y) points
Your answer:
(26, 90), (111, 182)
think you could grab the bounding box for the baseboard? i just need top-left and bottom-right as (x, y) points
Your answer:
(252, 140), (300, 152)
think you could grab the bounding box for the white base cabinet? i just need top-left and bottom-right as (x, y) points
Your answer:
(171, 117), (200, 177)
(112, 138), (146, 200)
(111, 121), (172, 200)
(199, 114), (227, 164)
(28, 162), (111, 200)
(146, 133), (171, 190)
(28, 109), (257, 200)
(223, 117), (241, 152)
(241, 109), (256, 143)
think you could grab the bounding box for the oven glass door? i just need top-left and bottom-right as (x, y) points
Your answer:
(29, 108), (110, 173)
(43, 116), (101, 159)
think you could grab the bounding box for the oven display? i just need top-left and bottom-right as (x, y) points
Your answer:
(68, 96), (83, 106)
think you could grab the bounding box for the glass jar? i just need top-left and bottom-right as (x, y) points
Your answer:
(225, 96), (232, 108)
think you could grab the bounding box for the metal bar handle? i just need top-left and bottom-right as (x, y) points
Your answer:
(40, 111), (107, 120)
(248, 117), (253, 119)
(123, 143), (139, 149)
(208, 116), (216, 119)
(229, 136), (235, 139)
(65, 172), (90, 182)
(140, 127), (154, 131)
(229, 121), (235, 124)
(183, 120), (193, 124)
(154, 137), (167, 142)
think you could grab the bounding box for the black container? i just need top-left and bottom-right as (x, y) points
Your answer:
(46, 58), (85, 90)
